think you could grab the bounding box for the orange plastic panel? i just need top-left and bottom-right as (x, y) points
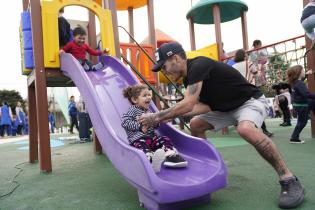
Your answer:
(120, 43), (157, 84)
(116, 0), (147, 10)
(93, 0), (102, 6)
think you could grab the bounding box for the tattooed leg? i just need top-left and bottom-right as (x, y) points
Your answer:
(237, 121), (293, 180)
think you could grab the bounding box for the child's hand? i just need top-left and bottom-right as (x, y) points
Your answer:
(306, 69), (314, 75)
(59, 49), (65, 54)
(141, 124), (148, 133)
(103, 48), (110, 55)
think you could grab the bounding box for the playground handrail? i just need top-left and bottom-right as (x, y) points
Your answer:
(117, 26), (184, 98)
(222, 35), (305, 61)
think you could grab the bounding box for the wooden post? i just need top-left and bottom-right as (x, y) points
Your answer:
(188, 18), (196, 51)
(93, 129), (102, 154)
(108, 0), (121, 58)
(88, 10), (98, 64)
(147, 0), (156, 49)
(303, 0), (315, 137)
(128, 7), (135, 43)
(212, 4), (223, 60)
(28, 86), (38, 163)
(241, 11), (249, 51)
(30, 0), (52, 173)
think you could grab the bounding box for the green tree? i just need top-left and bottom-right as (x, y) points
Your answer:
(0, 90), (26, 114)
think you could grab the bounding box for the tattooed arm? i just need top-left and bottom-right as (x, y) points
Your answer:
(138, 81), (203, 126)
(182, 102), (211, 117)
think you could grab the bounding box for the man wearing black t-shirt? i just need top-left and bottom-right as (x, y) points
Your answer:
(138, 42), (304, 209)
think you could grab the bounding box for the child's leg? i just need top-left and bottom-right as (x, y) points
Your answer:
(301, 15), (315, 41)
(151, 135), (174, 152)
(79, 59), (93, 71)
(92, 62), (104, 71)
(131, 138), (154, 162)
(84, 60), (93, 71)
(152, 136), (188, 168)
(290, 107), (308, 142)
(131, 138), (151, 154)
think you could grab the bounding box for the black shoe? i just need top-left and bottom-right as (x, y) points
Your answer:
(279, 176), (305, 209)
(290, 139), (305, 144)
(263, 130), (274, 137)
(163, 153), (188, 168)
(280, 122), (292, 127)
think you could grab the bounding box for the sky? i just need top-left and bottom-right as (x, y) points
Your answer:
(0, 0), (305, 99)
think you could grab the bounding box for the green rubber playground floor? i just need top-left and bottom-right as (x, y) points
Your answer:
(0, 118), (314, 210)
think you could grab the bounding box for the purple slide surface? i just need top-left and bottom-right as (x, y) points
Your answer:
(60, 54), (227, 210)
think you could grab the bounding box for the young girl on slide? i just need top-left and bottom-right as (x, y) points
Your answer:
(121, 84), (187, 172)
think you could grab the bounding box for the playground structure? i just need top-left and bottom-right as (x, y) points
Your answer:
(20, 0), (228, 209)
(19, 0), (315, 209)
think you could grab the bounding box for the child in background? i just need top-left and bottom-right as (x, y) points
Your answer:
(59, 26), (109, 71)
(11, 116), (18, 136)
(68, 96), (79, 134)
(48, 111), (55, 133)
(121, 84), (188, 172)
(287, 65), (315, 144)
(15, 101), (25, 135)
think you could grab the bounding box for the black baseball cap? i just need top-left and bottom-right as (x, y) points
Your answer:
(152, 42), (185, 72)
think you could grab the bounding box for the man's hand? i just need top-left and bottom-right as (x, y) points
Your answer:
(141, 124), (148, 133)
(59, 49), (65, 54)
(138, 113), (159, 127)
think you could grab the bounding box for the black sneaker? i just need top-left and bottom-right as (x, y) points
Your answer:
(278, 176), (305, 209)
(164, 154), (188, 168)
(290, 139), (305, 144)
(263, 130), (274, 137)
(280, 122), (292, 127)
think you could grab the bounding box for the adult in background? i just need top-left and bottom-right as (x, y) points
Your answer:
(0, 102), (13, 137)
(232, 49), (274, 137)
(68, 96), (79, 134)
(58, 8), (71, 48)
(273, 83), (292, 127)
(139, 42), (304, 209)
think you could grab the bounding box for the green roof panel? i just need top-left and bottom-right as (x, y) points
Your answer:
(186, 0), (248, 24)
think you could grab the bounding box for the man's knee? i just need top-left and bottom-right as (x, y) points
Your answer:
(237, 121), (256, 138)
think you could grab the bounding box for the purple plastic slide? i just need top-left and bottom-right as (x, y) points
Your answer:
(60, 54), (227, 210)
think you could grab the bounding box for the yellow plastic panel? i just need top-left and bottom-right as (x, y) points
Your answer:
(186, 43), (218, 60)
(116, 0), (147, 10)
(158, 44), (219, 83)
(41, 0), (116, 68)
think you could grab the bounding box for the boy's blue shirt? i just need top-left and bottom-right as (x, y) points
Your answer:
(68, 101), (78, 116)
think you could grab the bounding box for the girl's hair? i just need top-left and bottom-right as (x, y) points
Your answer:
(287, 65), (303, 85)
(123, 84), (148, 104)
(234, 49), (246, 62)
